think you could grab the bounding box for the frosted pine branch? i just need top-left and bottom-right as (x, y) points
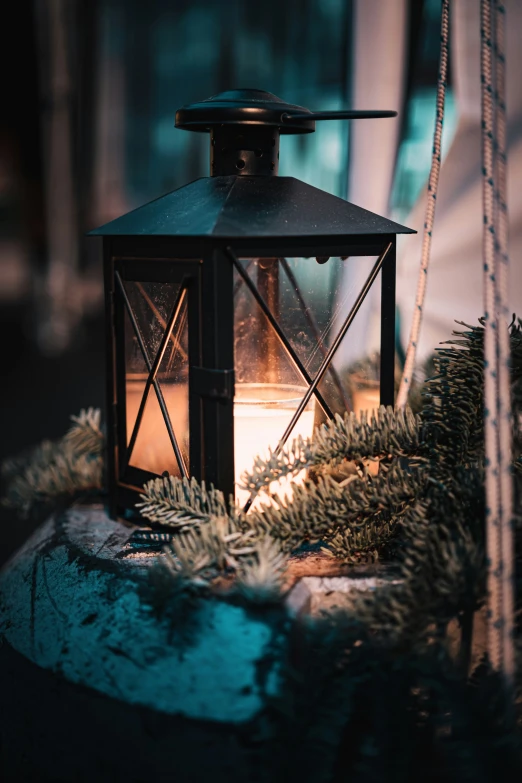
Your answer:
(2, 409), (104, 516)
(161, 510), (287, 599)
(250, 462), (427, 555)
(241, 405), (424, 495)
(64, 407), (103, 455)
(137, 476), (234, 529)
(236, 536), (288, 602)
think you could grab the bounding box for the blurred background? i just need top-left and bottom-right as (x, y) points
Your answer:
(1, 0), (522, 560)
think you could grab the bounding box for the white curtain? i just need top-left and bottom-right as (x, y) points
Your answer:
(333, 0), (408, 370)
(397, 0), (522, 361)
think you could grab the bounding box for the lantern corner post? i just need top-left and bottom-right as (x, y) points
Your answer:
(379, 236), (397, 408)
(102, 238), (119, 518)
(196, 246), (235, 500)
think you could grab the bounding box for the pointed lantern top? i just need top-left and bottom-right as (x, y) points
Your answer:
(90, 89), (415, 239)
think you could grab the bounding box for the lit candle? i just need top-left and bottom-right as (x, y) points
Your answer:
(351, 385), (380, 418)
(233, 384), (315, 508)
(126, 380), (189, 477)
(351, 379), (380, 475)
(126, 380), (315, 506)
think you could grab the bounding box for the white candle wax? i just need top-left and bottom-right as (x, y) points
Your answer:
(351, 383), (380, 475)
(125, 381), (315, 506)
(234, 400), (315, 508)
(126, 382), (189, 477)
(351, 386), (380, 418)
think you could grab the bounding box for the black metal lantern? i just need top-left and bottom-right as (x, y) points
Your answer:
(90, 89), (415, 517)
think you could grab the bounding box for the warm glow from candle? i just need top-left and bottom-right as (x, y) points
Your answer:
(234, 384), (315, 508)
(351, 386), (380, 418)
(351, 382), (380, 475)
(126, 381), (189, 477)
(126, 381), (315, 507)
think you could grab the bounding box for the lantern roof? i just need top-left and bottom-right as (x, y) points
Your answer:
(89, 175), (415, 239)
(174, 88), (398, 135)
(91, 89), (415, 239)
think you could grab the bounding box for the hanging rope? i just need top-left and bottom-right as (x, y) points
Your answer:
(395, 0), (514, 686)
(396, 0), (450, 409)
(481, 0), (514, 687)
(494, 0), (515, 689)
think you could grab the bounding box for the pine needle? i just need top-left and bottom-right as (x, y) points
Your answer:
(2, 408), (104, 516)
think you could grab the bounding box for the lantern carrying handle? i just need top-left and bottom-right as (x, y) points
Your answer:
(281, 109), (397, 123)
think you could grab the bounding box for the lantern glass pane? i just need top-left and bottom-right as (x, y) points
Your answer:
(232, 256), (382, 502)
(127, 385), (181, 476)
(124, 280), (181, 361)
(124, 280), (189, 478)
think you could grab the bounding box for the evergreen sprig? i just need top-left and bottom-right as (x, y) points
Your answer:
(140, 319), (521, 659)
(3, 321), (522, 776)
(241, 405), (424, 495)
(139, 476), (287, 597)
(159, 506), (286, 599)
(250, 462), (427, 555)
(137, 475), (232, 529)
(2, 408), (103, 516)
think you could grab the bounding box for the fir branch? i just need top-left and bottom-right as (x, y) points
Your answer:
(422, 321), (488, 466)
(163, 526), (218, 587)
(137, 475), (232, 529)
(135, 318), (520, 636)
(325, 517), (399, 564)
(241, 405), (424, 495)
(63, 407), (103, 455)
(160, 510), (287, 600)
(352, 469), (486, 645)
(2, 408), (103, 516)
(250, 461), (427, 557)
(235, 536), (288, 603)
(312, 405), (423, 468)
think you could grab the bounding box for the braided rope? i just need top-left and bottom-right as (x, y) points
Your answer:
(481, 0), (502, 676)
(481, 0), (514, 686)
(396, 0), (450, 409)
(494, 0), (515, 685)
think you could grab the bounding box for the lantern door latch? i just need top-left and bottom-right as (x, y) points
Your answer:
(190, 367), (234, 402)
